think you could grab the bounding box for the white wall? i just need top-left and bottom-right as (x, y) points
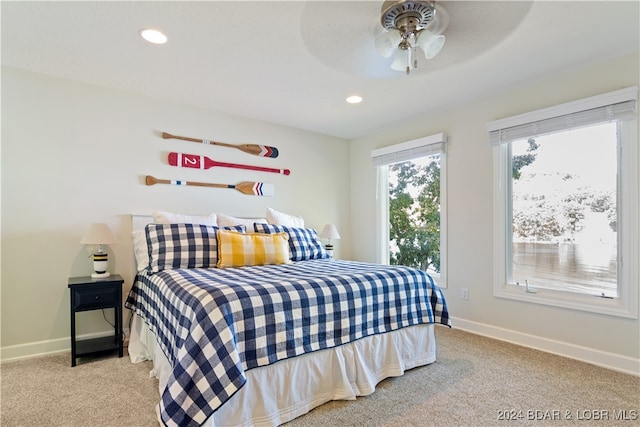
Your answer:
(349, 53), (640, 374)
(3, 54), (639, 374)
(1, 67), (350, 359)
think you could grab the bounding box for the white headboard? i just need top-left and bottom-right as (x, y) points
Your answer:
(131, 214), (153, 272)
(132, 214), (153, 233)
(131, 213), (263, 232)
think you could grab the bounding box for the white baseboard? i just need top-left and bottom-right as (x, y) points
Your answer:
(1, 328), (130, 363)
(450, 317), (640, 377)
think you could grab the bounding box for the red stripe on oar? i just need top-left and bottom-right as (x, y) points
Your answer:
(256, 182), (275, 196)
(257, 145), (279, 158)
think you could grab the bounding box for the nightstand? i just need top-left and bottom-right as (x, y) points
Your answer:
(68, 274), (124, 367)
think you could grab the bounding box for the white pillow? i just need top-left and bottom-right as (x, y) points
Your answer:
(217, 213), (267, 229)
(132, 230), (149, 272)
(266, 207), (304, 228)
(152, 211), (217, 226)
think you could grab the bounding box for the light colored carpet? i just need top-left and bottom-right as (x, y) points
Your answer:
(1, 327), (638, 426)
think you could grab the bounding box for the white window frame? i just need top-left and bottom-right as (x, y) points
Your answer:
(489, 87), (638, 318)
(371, 133), (448, 288)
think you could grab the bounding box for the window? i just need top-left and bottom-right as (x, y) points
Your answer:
(489, 87), (638, 318)
(511, 124), (617, 297)
(371, 133), (447, 287)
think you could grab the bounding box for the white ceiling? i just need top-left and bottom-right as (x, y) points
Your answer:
(2, 1), (639, 139)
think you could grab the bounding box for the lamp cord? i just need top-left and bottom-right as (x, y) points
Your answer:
(102, 309), (115, 328)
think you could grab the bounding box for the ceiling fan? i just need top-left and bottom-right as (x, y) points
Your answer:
(374, 0), (450, 75)
(300, 1), (532, 79)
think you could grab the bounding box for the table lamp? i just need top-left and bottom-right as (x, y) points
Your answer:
(81, 223), (118, 278)
(319, 224), (341, 257)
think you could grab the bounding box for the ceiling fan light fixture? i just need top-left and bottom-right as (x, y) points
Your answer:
(377, 0), (448, 74)
(416, 31), (445, 59)
(390, 47), (412, 74)
(374, 30), (402, 58)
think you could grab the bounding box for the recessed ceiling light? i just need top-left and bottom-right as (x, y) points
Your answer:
(140, 29), (167, 44)
(346, 95), (363, 104)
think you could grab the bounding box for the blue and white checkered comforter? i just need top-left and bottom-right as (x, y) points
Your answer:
(125, 259), (451, 427)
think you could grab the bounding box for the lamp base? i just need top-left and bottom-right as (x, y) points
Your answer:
(92, 253), (109, 279)
(91, 272), (111, 279)
(325, 244), (334, 258)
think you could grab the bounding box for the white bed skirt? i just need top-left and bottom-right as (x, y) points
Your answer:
(129, 314), (437, 427)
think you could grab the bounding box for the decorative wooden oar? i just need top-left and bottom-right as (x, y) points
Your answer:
(145, 175), (274, 196)
(162, 132), (279, 158)
(168, 152), (290, 175)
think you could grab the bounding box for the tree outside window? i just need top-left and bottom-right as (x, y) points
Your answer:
(388, 155), (441, 275)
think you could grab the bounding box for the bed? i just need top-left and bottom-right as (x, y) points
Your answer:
(125, 213), (451, 427)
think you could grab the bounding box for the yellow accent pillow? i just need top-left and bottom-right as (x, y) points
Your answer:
(216, 229), (290, 268)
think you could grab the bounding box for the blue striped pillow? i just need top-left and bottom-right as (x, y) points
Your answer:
(253, 223), (329, 261)
(145, 223), (245, 273)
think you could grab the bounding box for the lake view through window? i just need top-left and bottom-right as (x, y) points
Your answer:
(511, 122), (618, 297)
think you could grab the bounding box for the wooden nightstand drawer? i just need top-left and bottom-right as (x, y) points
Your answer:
(73, 286), (119, 310)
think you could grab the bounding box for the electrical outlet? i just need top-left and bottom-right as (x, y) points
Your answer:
(461, 288), (469, 300)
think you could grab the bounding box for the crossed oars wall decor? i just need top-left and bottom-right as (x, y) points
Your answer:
(145, 132), (287, 195)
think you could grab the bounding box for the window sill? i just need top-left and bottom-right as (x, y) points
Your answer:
(495, 284), (638, 319)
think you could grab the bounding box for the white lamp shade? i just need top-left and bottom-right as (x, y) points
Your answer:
(374, 30), (401, 58)
(80, 223), (118, 245)
(319, 224), (341, 240)
(416, 31), (445, 59)
(390, 48), (412, 72)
